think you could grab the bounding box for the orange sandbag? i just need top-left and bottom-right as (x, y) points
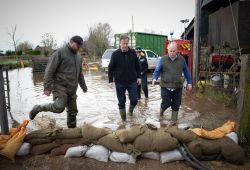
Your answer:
(0, 135), (11, 150)
(190, 120), (236, 139)
(9, 120), (29, 137)
(0, 127), (27, 161)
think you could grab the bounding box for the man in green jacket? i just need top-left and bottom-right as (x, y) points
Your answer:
(29, 35), (87, 128)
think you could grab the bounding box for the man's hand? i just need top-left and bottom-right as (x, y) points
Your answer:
(187, 84), (192, 91)
(44, 90), (51, 96)
(137, 78), (141, 85)
(152, 79), (156, 86)
(109, 82), (114, 88)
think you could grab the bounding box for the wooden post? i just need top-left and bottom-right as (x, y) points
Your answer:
(192, 0), (201, 84)
(238, 55), (250, 157)
(0, 65), (9, 134)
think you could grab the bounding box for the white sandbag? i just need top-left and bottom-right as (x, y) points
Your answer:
(160, 149), (184, 163)
(64, 145), (88, 158)
(145, 117), (160, 128)
(109, 151), (136, 164)
(85, 145), (110, 162)
(226, 132), (238, 144)
(16, 142), (30, 156)
(141, 152), (160, 160)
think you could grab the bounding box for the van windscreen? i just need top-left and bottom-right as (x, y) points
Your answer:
(102, 50), (114, 59)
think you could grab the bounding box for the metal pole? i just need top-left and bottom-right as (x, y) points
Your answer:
(192, 0), (201, 84)
(0, 65), (9, 134)
(5, 66), (11, 111)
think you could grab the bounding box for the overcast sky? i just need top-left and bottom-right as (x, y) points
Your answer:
(0, 0), (195, 51)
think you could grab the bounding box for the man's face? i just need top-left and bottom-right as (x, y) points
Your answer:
(168, 45), (177, 58)
(70, 40), (80, 52)
(120, 38), (129, 52)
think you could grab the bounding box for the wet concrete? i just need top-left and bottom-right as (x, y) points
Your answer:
(7, 67), (236, 132)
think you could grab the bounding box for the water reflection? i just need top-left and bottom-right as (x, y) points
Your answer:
(7, 67), (235, 131)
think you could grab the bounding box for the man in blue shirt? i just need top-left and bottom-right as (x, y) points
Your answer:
(152, 41), (192, 125)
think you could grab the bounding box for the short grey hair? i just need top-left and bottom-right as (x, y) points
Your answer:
(167, 41), (178, 50)
(119, 34), (129, 42)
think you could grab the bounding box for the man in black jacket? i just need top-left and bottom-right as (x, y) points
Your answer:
(136, 47), (148, 99)
(108, 34), (141, 121)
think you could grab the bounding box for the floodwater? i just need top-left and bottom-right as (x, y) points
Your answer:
(7, 67), (236, 132)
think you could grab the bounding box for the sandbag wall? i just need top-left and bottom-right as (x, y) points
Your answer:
(20, 123), (245, 164)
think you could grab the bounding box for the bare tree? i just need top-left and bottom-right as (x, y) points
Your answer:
(17, 41), (33, 54)
(85, 23), (112, 61)
(40, 33), (57, 56)
(7, 25), (19, 56)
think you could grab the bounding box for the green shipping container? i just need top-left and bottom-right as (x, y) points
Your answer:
(114, 32), (168, 56)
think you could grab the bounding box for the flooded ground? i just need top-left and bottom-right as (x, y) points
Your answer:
(7, 67), (236, 131)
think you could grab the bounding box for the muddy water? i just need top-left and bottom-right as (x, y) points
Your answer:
(7, 67), (235, 131)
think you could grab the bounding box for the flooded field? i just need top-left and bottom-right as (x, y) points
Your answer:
(7, 67), (236, 132)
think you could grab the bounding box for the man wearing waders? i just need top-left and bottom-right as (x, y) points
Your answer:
(108, 34), (141, 122)
(152, 41), (192, 125)
(29, 35), (87, 128)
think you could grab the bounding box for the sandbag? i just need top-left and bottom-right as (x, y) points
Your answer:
(81, 123), (112, 142)
(85, 145), (110, 162)
(30, 142), (60, 155)
(152, 129), (178, 152)
(56, 128), (82, 139)
(50, 143), (80, 156)
(110, 151), (136, 164)
(220, 137), (245, 164)
(64, 145), (88, 158)
(199, 138), (221, 155)
(0, 135), (11, 150)
(165, 126), (198, 143)
(25, 138), (54, 145)
(16, 142), (30, 156)
(0, 127), (27, 161)
(54, 138), (90, 145)
(115, 125), (146, 143)
(9, 120), (29, 137)
(190, 120), (235, 139)
(141, 152), (160, 160)
(226, 132), (238, 144)
(187, 140), (202, 159)
(25, 127), (63, 140)
(97, 133), (137, 155)
(160, 149), (184, 163)
(133, 129), (154, 152)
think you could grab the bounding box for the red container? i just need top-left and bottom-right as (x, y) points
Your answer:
(209, 53), (235, 68)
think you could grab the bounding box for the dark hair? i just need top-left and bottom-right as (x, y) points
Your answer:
(119, 34), (129, 42)
(71, 35), (83, 46)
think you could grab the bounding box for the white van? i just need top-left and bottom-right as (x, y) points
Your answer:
(101, 49), (161, 72)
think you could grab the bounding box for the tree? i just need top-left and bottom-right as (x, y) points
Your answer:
(7, 25), (19, 56)
(85, 23), (112, 61)
(40, 33), (57, 56)
(17, 41), (33, 54)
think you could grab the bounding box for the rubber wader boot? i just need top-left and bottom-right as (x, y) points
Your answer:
(29, 105), (43, 120)
(128, 105), (135, 116)
(170, 110), (178, 126)
(160, 108), (165, 117)
(67, 113), (77, 128)
(29, 104), (51, 120)
(119, 109), (126, 121)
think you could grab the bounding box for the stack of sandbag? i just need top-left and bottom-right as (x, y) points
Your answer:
(25, 127), (86, 156)
(166, 122), (245, 165)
